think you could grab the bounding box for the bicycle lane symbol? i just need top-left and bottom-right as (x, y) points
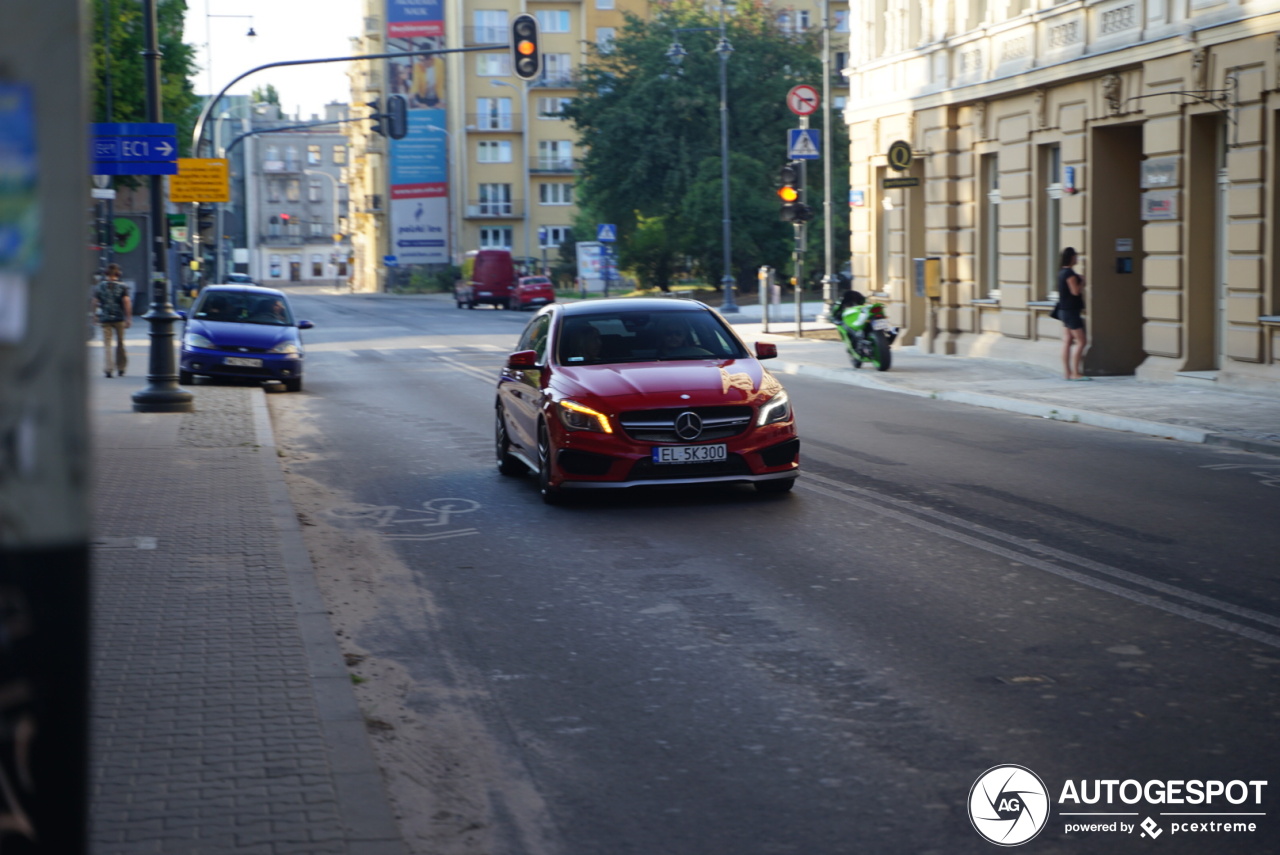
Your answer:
(325, 498), (482, 541)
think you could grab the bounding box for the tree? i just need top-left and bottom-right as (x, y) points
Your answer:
(91, 0), (200, 156)
(251, 84), (281, 107)
(564, 0), (848, 289)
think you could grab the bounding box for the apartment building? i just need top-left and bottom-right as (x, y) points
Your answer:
(345, 0), (849, 293)
(242, 103), (353, 286)
(846, 0), (1280, 392)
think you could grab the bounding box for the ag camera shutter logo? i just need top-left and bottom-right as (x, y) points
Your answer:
(969, 765), (1050, 846)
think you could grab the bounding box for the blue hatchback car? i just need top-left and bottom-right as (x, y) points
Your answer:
(179, 285), (313, 391)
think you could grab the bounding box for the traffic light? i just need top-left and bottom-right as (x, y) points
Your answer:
(386, 94), (408, 140)
(197, 204), (215, 239)
(366, 99), (385, 137)
(777, 161), (812, 223)
(511, 14), (540, 81)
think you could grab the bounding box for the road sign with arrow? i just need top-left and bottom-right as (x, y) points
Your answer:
(91, 122), (178, 176)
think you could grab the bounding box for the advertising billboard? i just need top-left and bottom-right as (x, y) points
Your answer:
(387, 0), (449, 264)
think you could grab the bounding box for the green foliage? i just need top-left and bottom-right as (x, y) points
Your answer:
(564, 0), (849, 289)
(251, 84), (281, 106)
(90, 0), (200, 156)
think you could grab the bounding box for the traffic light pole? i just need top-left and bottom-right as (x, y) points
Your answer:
(794, 159), (807, 339)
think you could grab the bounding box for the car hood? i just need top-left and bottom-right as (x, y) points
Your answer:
(554, 360), (783, 406)
(187, 319), (299, 349)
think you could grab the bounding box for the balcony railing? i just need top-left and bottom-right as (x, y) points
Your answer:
(529, 157), (579, 174)
(466, 113), (522, 132)
(465, 200), (525, 218)
(529, 73), (577, 90)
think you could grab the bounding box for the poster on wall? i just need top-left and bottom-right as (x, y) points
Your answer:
(387, 0), (449, 264)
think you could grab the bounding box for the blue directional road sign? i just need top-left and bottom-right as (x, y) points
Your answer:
(788, 129), (820, 160)
(384, 255), (399, 267)
(597, 223), (617, 242)
(92, 122), (178, 176)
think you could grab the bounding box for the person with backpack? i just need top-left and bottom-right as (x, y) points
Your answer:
(92, 263), (132, 377)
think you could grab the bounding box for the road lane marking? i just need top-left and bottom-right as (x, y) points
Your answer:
(798, 472), (1280, 649)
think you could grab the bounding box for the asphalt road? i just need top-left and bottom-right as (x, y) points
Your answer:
(264, 288), (1280, 855)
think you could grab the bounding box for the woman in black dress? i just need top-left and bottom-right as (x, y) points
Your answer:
(1057, 247), (1089, 380)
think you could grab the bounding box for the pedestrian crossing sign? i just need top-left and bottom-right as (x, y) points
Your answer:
(597, 223), (617, 242)
(788, 129), (820, 160)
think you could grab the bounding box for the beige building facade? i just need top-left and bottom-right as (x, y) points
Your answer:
(346, 0), (850, 292)
(845, 0), (1280, 393)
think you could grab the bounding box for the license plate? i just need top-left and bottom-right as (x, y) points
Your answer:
(871, 318), (892, 330)
(653, 444), (727, 464)
(224, 356), (263, 367)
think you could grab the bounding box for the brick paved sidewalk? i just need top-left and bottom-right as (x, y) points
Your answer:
(90, 376), (403, 855)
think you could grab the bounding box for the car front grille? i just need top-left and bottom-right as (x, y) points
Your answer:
(619, 406), (754, 443)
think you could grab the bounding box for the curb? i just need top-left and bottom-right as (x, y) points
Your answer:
(773, 359), (1280, 457)
(248, 390), (407, 855)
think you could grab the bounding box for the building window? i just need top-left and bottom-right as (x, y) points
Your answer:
(596, 28), (616, 52)
(538, 140), (572, 170)
(980, 153), (1001, 299)
(834, 51), (848, 80)
(285, 146), (298, 171)
(596, 0), (614, 9)
(473, 10), (507, 42)
(542, 226), (571, 248)
(476, 97), (513, 130)
(333, 145), (346, 165)
(479, 183), (513, 215)
(541, 54), (573, 86)
(269, 255), (282, 278)
(796, 10), (811, 30)
(478, 140), (512, 163)
(310, 222), (326, 237)
(311, 254), (324, 276)
(480, 227), (512, 249)
(477, 53), (510, 76)
(536, 10), (570, 32)
(286, 179), (301, 203)
(537, 97), (570, 118)
(834, 10), (849, 32)
(540, 183), (573, 205)
(337, 259), (348, 277)
(309, 179), (323, 202)
(307, 145), (321, 165)
(267, 180), (282, 203)
(1040, 144), (1062, 301)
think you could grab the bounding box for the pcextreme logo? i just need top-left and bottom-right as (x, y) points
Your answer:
(968, 766), (1269, 846)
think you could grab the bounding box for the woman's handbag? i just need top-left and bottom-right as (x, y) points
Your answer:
(1049, 303), (1062, 321)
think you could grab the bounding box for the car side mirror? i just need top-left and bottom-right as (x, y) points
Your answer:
(507, 349), (538, 368)
(176, 310), (187, 320)
(755, 342), (778, 360)
(297, 320), (314, 330)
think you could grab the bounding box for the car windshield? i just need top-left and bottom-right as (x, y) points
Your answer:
(193, 292), (294, 326)
(557, 310), (748, 365)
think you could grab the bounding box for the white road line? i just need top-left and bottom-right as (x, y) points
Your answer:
(798, 472), (1280, 649)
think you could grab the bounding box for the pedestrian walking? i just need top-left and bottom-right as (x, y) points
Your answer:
(1056, 247), (1089, 381)
(93, 263), (132, 377)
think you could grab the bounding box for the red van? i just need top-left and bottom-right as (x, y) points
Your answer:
(456, 249), (516, 309)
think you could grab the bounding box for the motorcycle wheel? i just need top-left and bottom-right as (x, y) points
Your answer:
(871, 329), (892, 371)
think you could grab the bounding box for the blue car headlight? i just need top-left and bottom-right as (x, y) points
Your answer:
(184, 332), (215, 349)
(269, 341), (300, 355)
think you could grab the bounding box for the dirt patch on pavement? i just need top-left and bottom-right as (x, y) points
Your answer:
(267, 397), (558, 855)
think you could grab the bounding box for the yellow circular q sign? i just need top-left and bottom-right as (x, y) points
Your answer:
(888, 140), (913, 172)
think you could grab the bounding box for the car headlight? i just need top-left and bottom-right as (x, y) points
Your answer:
(557, 400), (613, 434)
(269, 341), (300, 354)
(757, 391), (791, 426)
(184, 332), (215, 349)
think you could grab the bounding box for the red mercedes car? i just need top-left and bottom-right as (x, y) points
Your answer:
(494, 298), (799, 503)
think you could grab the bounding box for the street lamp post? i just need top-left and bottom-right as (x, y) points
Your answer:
(491, 79), (530, 263)
(666, 5), (739, 313)
(132, 0), (193, 412)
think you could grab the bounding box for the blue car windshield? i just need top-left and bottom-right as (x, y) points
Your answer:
(194, 292), (294, 326)
(558, 311), (747, 365)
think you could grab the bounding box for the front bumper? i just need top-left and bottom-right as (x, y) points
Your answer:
(180, 348), (303, 381)
(551, 425), (799, 490)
